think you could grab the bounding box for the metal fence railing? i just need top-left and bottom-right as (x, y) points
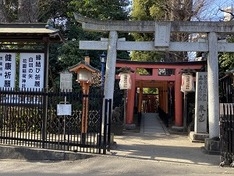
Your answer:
(0, 87), (110, 154)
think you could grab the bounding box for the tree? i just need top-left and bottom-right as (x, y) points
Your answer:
(62, 0), (131, 64)
(48, 0), (131, 88)
(18, 0), (39, 22)
(68, 0), (130, 20)
(130, 0), (208, 62)
(218, 16), (234, 76)
(0, 0), (130, 89)
(0, 0), (70, 23)
(0, 0), (18, 22)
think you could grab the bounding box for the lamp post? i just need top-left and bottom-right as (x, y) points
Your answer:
(77, 68), (92, 144)
(69, 56), (99, 144)
(100, 52), (106, 90)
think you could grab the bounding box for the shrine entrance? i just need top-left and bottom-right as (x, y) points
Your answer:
(116, 59), (206, 127)
(74, 13), (234, 138)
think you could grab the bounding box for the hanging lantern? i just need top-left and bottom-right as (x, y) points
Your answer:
(77, 68), (93, 83)
(119, 72), (132, 90)
(181, 73), (194, 92)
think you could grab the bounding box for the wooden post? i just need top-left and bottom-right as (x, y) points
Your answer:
(81, 82), (90, 143)
(175, 69), (183, 126)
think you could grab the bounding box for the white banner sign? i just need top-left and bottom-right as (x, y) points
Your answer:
(0, 53), (16, 89)
(19, 53), (44, 90)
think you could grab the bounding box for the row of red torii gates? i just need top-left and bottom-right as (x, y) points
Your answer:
(116, 59), (205, 127)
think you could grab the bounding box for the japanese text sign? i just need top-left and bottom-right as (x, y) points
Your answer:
(19, 53), (44, 90)
(0, 53), (16, 89)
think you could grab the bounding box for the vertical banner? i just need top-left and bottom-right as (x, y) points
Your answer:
(19, 53), (44, 90)
(0, 53), (16, 89)
(194, 72), (208, 133)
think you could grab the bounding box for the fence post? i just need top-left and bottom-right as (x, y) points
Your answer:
(42, 88), (48, 148)
(102, 98), (112, 154)
(103, 99), (108, 154)
(107, 99), (112, 152)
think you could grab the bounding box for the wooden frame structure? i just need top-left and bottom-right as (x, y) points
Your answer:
(0, 23), (63, 89)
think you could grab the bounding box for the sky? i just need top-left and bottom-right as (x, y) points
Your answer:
(199, 0), (234, 21)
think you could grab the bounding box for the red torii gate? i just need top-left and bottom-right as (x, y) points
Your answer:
(116, 59), (206, 127)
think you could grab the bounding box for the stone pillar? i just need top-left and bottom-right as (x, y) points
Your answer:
(101, 31), (118, 136)
(207, 32), (219, 138)
(104, 31), (118, 100)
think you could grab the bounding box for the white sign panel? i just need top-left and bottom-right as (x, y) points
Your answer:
(57, 104), (72, 116)
(60, 71), (72, 91)
(19, 53), (44, 90)
(194, 72), (208, 133)
(0, 53), (16, 89)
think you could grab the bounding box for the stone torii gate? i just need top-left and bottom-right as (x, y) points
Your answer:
(74, 12), (234, 139)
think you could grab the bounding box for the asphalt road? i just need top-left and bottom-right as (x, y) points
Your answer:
(1, 114), (233, 176)
(0, 156), (234, 176)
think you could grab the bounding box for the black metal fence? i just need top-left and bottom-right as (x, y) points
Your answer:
(0, 87), (110, 154)
(219, 75), (234, 103)
(219, 103), (234, 167)
(219, 75), (234, 167)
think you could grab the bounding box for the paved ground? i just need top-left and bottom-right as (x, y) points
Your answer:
(110, 113), (220, 165)
(0, 113), (234, 175)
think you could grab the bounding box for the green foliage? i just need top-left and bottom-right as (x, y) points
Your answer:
(68, 0), (130, 20)
(219, 52), (234, 75)
(149, 4), (164, 20)
(143, 88), (158, 94)
(131, 51), (164, 62)
(130, 0), (166, 62)
(219, 35), (234, 77)
(131, 0), (165, 21)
